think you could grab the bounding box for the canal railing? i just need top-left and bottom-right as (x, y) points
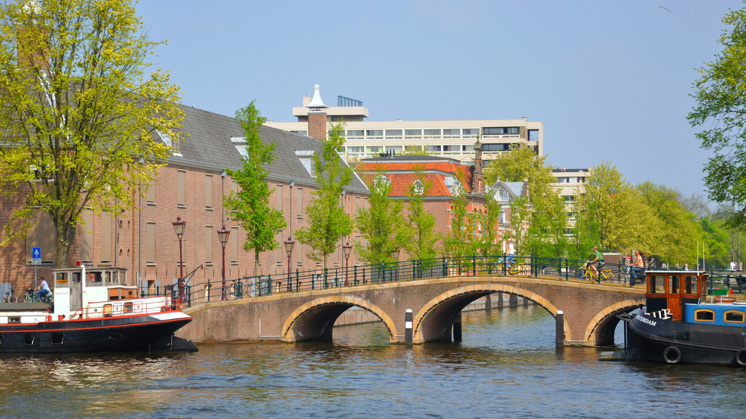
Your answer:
(159, 255), (647, 308)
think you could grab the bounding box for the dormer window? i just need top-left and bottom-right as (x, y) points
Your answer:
(296, 150), (315, 177)
(444, 176), (463, 197)
(157, 130), (181, 157)
(231, 137), (248, 160)
(374, 174), (391, 191)
(413, 179), (424, 196)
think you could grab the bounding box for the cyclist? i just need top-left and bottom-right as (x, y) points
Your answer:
(36, 276), (51, 301)
(506, 240), (515, 268)
(586, 246), (604, 277)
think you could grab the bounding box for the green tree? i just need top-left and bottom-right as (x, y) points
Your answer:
(574, 162), (641, 253)
(0, 0), (182, 266)
(224, 102), (286, 275)
(637, 182), (698, 266)
(356, 174), (407, 264)
(688, 6), (746, 228)
(476, 189), (500, 258)
(296, 123), (354, 269)
(404, 170), (440, 260)
(485, 145), (567, 257)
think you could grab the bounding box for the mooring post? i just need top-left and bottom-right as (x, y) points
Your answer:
(556, 310), (565, 348)
(405, 309), (413, 346)
(453, 312), (462, 342)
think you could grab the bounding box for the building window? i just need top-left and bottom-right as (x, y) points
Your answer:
(366, 146), (382, 153)
(385, 146), (402, 153)
(205, 225), (213, 265)
(177, 170), (187, 208)
(146, 181), (156, 205)
(146, 222), (156, 265)
(346, 130), (364, 138)
(296, 188), (303, 219)
(290, 130), (307, 136)
(347, 146), (364, 153)
(100, 212), (112, 264)
(385, 129), (402, 138)
(462, 128), (479, 137)
(365, 130), (383, 137)
(443, 128), (460, 137)
(81, 209), (93, 263)
(205, 175), (213, 209)
(231, 226), (239, 264)
(423, 129), (441, 138)
(276, 185), (283, 211)
(427, 145), (442, 152)
(404, 129), (422, 138)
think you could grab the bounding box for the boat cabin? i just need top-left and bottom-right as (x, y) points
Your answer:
(52, 266), (138, 317)
(645, 271), (707, 321)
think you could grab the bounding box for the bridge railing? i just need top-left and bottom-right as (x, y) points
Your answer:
(176, 254), (634, 307)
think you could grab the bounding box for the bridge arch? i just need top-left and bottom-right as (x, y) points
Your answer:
(583, 299), (643, 346)
(280, 296), (398, 343)
(412, 284), (570, 344)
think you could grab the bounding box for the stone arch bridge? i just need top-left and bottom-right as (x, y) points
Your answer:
(177, 276), (645, 346)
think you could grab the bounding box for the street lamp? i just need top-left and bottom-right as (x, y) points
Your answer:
(172, 215), (186, 304)
(343, 242), (352, 286)
(284, 237), (295, 291)
(217, 225), (230, 300)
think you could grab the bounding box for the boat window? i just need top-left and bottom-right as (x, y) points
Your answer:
(684, 276), (697, 294)
(103, 304), (112, 318)
(669, 275), (679, 294)
(649, 276), (665, 294)
(124, 302), (133, 314)
(694, 310), (715, 322)
(8, 317), (19, 323)
(24, 334), (36, 345)
(725, 311), (745, 324)
(51, 332), (64, 344)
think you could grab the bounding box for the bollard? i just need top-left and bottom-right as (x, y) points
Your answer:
(556, 310), (565, 348)
(405, 309), (413, 346)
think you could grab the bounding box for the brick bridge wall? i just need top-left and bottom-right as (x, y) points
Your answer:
(177, 276), (646, 346)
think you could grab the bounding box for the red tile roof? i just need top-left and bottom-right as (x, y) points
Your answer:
(356, 160), (474, 198)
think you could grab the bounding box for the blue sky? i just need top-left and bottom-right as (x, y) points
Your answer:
(135, 1), (744, 201)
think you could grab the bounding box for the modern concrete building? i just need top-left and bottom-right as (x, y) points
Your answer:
(552, 167), (590, 232)
(265, 85), (544, 163)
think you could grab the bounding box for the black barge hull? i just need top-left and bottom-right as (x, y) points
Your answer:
(620, 313), (746, 366)
(0, 312), (196, 353)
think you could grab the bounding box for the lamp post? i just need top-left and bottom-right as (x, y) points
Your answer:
(217, 225), (230, 300)
(284, 237), (295, 291)
(172, 216), (186, 304)
(343, 242), (352, 286)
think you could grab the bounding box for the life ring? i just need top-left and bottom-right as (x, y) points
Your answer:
(663, 346), (681, 364)
(736, 350), (746, 367)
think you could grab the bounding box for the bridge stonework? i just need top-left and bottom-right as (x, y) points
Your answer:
(177, 276), (646, 347)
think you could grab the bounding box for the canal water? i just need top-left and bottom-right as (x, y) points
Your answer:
(2, 305), (745, 418)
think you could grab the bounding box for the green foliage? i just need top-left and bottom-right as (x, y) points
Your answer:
(356, 175), (408, 264)
(0, 0), (183, 266)
(476, 189), (500, 257)
(483, 145), (536, 185)
(574, 162), (642, 253)
(224, 101), (286, 275)
(295, 123), (354, 269)
(404, 171), (440, 260)
(688, 6), (746, 228)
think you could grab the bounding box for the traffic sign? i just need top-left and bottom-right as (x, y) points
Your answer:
(32, 247), (41, 265)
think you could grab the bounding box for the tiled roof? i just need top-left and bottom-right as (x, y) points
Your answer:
(168, 105), (368, 194)
(357, 156), (476, 198)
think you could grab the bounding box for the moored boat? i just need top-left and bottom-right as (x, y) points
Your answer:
(0, 264), (197, 353)
(619, 270), (746, 366)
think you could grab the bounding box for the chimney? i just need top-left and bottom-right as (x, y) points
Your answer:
(306, 84), (328, 140)
(472, 136), (485, 194)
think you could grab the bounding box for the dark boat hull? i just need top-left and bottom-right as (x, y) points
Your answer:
(621, 313), (746, 366)
(0, 312), (196, 353)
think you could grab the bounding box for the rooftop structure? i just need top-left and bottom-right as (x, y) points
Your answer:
(265, 85), (544, 163)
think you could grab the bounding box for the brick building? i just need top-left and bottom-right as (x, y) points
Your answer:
(0, 104), (369, 297)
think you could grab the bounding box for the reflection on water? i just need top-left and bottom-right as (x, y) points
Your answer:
(1, 305), (746, 418)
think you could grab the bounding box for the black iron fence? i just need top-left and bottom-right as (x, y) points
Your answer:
(168, 254), (642, 308)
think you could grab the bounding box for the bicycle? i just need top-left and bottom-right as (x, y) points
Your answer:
(577, 265), (614, 282)
(495, 262), (527, 275)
